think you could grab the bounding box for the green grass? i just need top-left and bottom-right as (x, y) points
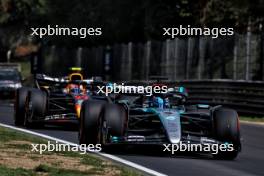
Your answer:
(20, 61), (31, 79)
(34, 164), (99, 176)
(0, 165), (34, 176)
(0, 126), (143, 176)
(0, 164), (99, 176)
(5, 143), (30, 150)
(0, 127), (46, 144)
(0, 164), (141, 176)
(54, 147), (138, 174)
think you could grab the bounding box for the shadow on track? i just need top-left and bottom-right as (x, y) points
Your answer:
(28, 124), (79, 132)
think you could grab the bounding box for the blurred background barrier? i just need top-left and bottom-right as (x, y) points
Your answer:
(38, 34), (264, 82)
(167, 80), (264, 116)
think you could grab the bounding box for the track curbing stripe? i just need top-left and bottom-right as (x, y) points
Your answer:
(0, 123), (167, 176)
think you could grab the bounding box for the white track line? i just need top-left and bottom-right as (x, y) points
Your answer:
(0, 123), (167, 176)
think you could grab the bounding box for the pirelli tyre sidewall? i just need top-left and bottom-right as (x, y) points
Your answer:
(103, 103), (127, 137)
(79, 100), (105, 145)
(14, 87), (33, 126)
(213, 108), (241, 160)
(24, 89), (47, 128)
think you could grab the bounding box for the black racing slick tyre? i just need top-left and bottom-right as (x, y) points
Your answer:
(24, 89), (47, 128)
(14, 87), (32, 126)
(212, 108), (241, 160)
(79, 100), (105, 145)
(103, 104), (127, 137)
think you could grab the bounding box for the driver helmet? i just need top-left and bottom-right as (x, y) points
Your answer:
(66, 84), (82, 95)
(153, 96), (164, 109)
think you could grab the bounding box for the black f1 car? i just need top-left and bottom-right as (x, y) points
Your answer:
(79, 85), (241, 160)
(14, 68), (100, 128)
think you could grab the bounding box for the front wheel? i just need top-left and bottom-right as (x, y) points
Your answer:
(103, 104), (127, 137)
(79, 100), (105, 145)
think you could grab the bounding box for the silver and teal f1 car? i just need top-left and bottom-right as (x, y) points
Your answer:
(79, 85), (241, 160)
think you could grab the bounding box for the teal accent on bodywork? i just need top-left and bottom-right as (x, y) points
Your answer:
(197, 104), (210, 108)
(118, 100), (130, 105)
(111, 136), (119, 143)
(140, 107), (181, 143)
(156, 97), (164, 109)
(141, 108), (157, 113)
(224, 142), (229, 148)
(179, 87), (185, 93)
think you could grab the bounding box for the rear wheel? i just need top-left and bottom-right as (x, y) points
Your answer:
(24, 89), (47, 128)
(14, 87), (32, 126)
(79, 100), (105, 145)
(212, 108), (241, 160)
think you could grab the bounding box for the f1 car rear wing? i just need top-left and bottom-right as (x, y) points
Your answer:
(35, 74), (67, 83)
(35, 73), (96, 87)
(34, 74), (67, 88)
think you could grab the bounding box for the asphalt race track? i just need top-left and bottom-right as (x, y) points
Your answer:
(0, 101), (264, 176)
